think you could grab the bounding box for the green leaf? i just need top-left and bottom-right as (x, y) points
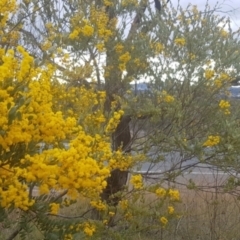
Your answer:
(7, 102), (11, 110)
(0, 207), (7, 222)
(16, 111), (22, 121)
(8, 105), (18, 125)
(18, 96), (25, 107)
(44, 232), (60, 240)
(0, 130), (5, 136)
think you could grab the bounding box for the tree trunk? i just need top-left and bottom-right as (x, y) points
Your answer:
(101, 115), (131, 206)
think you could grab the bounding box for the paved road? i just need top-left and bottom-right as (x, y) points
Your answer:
(132, 151), (239, 187)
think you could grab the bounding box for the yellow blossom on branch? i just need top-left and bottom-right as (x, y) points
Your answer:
(121, 0), (138, 7)
(160, 216), (168, 226)
(118, 63), (126, 71)
(188, 52), (196, 60)
(219, 100), (230, 109)
(168, 206), (175, 214)
(154, 42), (164, 54)
(64, 234), (73, 240)
(219, 100), (230, 115)
(219, 72), (231, 81)
(130, 174), (143, 189)
(205, 69), (215, 80)
(115, 43), (124, 54)
(164, 94), (175, 103)
(83, 223), (96, 236)
(119, 52), (131, 64)
(96, 42), (105, 52)
(109, 211), (115, 217)
(158, 90), (175, 103)
(155, 187), (167, 197)
(105, 110), (124, 133)
(174, 38), (186, 46)
(103, 0), (113, 6)
(203, 135), (220, 147)
(49, 203), (60, 215)
(119, 199), (128, 210)
(168, 189), (180, 201)
(82, 25), (94, 37)
(220, 29), (228, 38)
(69, 29), (80, 39)
(90, 200), (107, 211)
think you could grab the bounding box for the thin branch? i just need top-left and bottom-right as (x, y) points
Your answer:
(47, 208), (92, 219)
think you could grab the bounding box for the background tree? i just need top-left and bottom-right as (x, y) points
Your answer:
(17, 0), (240, 191)
(2, 0), (240, 239)
(15, 0), (240, 205)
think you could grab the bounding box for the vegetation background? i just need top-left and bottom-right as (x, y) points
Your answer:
(1, 0), (240, 239)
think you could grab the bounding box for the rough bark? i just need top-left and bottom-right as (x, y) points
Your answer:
(100, 115), (131, 206)
(99, 0), (147, 208)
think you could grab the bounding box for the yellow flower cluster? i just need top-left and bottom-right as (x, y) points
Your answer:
(64, 234), (73, 240)
(219, 100), (230, 115)
(155, 187), (166, 197)
(69, 15), (96, 40)
(119, 199), (128, 210)
(69, 29), (79, 40)
(168, 206), (174, 214)
(188, 53), (196, 60)
(133, 58), (141, 66)
(214, 72), (231, 88)
(90, 200), (107, 211)
(69, 24), (94, 39)
(119, 52), (131, 63)
(205, 69), (215, 80)
(115, 43), (124, 54)
(49, 203), (60, 215)
(0, 42), (134, 212)
(109, 211), (115, 217)
(220, 29), (228, 38)
(105, 110), (124, 133)
(192, 5), (199, 15)
(160, 216), (168, 226)
(164, 94), (175, 103)
(41, 40), (52, 51)
(130, 174), (143, 189)
(109, 150), (133, 170)
(103, 0), (113, 7)
(82, 24), (94, 37)
(83, 223), (96, 236)
(157, 90), (175, 103)
(155, 187), (180, 201)
(96, 42), (105, 52)
(219, 72), (231, 81)
(174, 38), (186, 46)
(154, 188), (179, 227)
(192, 5), (199, 20)
(124, 211), (133, 220)
(0, 165), (34, 210)
(0, 0), (16, 28)
(155, 42), (164, 53)
(203, 135), (220, 147)
(121, 0), (138, 7)
(151, 42), (164, 54)
(90, 8), (113, 42)
(168, 189), (180, 201)
(118, 52), (131, 71)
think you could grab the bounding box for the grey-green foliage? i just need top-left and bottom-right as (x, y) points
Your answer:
(122, 3), (240, 185)
(4, 1), (240, 238)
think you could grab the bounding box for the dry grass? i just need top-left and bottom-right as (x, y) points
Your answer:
(168, 188), (240, 240)
(2, 180), (240, 240)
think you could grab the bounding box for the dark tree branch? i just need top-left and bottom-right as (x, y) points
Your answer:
(154, 0), (161, 12)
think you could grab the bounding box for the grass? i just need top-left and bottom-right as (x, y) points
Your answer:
(2, 182), (240, 240)
(166, 189), (240, 240)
